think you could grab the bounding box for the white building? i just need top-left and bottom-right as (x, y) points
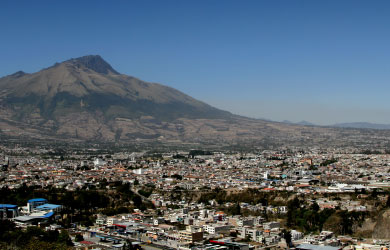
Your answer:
(203, 224), (231, 234)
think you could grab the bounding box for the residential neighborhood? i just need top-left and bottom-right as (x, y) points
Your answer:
(2, 145), (390, 249)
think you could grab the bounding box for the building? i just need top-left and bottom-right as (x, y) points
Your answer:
(291, 230), (304, 241)
(204, 224), (231, 234)
(209, 240), (250, 250)
(263, 221), (280, 230)
(296, 243), (342, 250)
(179, 226), (204, 243)
(35, 203), (62, 213)
(93, 158), (105, 167)
(133, 168), (146, 175)
(0, 204), (19, 219)
(27, 198), (48, 213)
(239, 227), (261, 241)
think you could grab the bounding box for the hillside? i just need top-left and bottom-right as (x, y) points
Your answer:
(0, 55), (231, 122)
(1, 55), (390, 148)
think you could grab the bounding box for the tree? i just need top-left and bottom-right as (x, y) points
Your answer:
(282, 229), (292, 247)
(172, 174), (183, 180)
(386, 195), (390, 207)
(0, 219), (16, 239)
(57, 230), (73, 246)
(287, 197), (301, 210)
(132, 195), (143, 208)
(25, 239), (55, 250)
(229, 203), (241, 215)
(74, 234), (84, 242)
(371, 188), (378, 198)
(310, 202), (320, 212)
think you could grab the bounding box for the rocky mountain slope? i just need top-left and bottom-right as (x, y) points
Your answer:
(1, 55), (390, 147)
(0, 55), (230, 121)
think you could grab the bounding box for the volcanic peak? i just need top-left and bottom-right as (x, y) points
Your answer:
(65, 55), (119, 75)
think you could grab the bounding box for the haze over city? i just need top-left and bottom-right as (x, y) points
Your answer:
(1, 0), (390, 124)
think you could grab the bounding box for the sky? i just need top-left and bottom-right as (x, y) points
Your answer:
(1, 0), (390, 125)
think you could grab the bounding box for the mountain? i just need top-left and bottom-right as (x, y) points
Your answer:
(0, 55), (231, 122)
(1, 55), (390, 148)
(0, 55), (240, 142)
(282, 120), (315, 126)
(332, 122), (390, 130)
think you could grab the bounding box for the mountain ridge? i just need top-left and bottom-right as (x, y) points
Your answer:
(1, 55), (390, 148)
(0, 55), (238, 142)
(65, 55), (120, 75)
(331, 122), (390, 130)
(0, 55), (231, 121)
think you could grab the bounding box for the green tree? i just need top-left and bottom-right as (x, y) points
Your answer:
(74, 234), (84, 242)
(282, 229), (292, 247)
(228, 203), (241, 215)
(57, 230), (73, 246)
(386, 195), (390, 207)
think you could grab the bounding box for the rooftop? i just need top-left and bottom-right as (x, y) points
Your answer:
(296, 243), (341, 250)
(28, 198), (48, 203)
(0, 204), (18, 209)
(36, 204), (61, 210)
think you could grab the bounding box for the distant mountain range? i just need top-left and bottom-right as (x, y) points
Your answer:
(1, 55), (390, 148)
(281, 120), (390, 130)
(282, 120), (316, 126)
(331, 122), (390, 130)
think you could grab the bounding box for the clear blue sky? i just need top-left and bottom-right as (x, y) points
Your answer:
(1, 0), (390, 125)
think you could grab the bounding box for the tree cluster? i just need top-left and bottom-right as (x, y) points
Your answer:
(0, 221), (72, 250)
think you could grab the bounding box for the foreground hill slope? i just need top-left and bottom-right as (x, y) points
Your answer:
(0, 55), (390, 148)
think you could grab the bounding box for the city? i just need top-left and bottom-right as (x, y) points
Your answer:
(1, 1), (390, 249)
(1, 145), (390, 249)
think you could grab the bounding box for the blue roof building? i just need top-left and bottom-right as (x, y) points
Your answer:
(36, 204), (62, 212)
(28, 198), (48, 203)
(0, 204), (19, 219)
(0, 204), (18, 209)
(41, 211), (54, 218)
(27, 198), (48, 213)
